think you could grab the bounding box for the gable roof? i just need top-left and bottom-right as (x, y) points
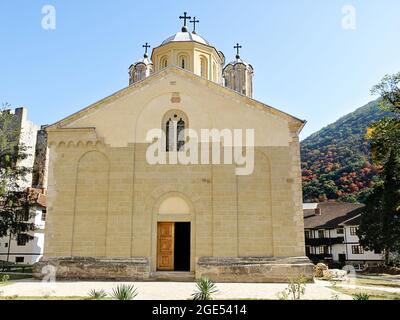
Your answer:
(340, 214), (362, 226)
(304, 202), (365, 229)
(47, 66), (306, 132)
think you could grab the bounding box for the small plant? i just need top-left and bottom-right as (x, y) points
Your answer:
(1, 274), (10, 285)
(111, 284), (138, 300)
(277, 276), (307, 300)
(353, 292), (370, 300)
(276, 290), (289, 300)
(192, 278), (219, 300)
(287, 276), (307, 300)
(330, 281), (340, 300)
(88, 289), (108, 300)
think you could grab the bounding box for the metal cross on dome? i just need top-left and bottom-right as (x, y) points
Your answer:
(234, 43), (242, 58)
(179, 12), (191, 28)
(142, 42), (151, 56)
(190, 16), (199, 33)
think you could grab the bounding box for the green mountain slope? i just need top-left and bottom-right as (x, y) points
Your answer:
(301, 100), (388, 203)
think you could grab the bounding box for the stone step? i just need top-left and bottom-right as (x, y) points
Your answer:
(150, 271), (195, 282)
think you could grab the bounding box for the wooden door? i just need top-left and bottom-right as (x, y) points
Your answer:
(157, 222), (174, 271)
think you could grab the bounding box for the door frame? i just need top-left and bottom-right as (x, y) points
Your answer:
(151, 193), (196, 273)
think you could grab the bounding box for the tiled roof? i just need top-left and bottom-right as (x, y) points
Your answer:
(303, 202), (364, 229)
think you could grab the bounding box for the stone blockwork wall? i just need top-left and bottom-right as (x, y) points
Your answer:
(44, 131), (307, 264)
(33, 257), (150, 280)
(196, 257), (314, 283)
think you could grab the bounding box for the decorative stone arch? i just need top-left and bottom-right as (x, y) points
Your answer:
(71, 150), (110, 257)
(145, 184), (207, 273)
(162, 109), (189, 152)
(236, 149), (274, 256)
(160, 55), (169, 70)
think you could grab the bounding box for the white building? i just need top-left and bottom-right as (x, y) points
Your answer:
(0, 108), (48, 265)
(0, 188), (46, 264)
(303, 202), (383, 271)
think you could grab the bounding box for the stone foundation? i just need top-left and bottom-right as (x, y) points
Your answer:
(33, 257), (150, 281)
(196, 256), (314, 283)
(33, 256), (314, 283)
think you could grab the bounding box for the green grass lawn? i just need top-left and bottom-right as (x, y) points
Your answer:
(340, 278), (400, 289)
(330, 286), (400, 300)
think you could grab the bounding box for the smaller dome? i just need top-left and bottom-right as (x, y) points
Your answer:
(225, 57), (253, 69)
(161, 31), (210, 46)
(130, 55), (153, 69)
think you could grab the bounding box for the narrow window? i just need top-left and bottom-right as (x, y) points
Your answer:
(166, 118), (174, 152)
(177, 118), (185, 151)
(41, 209), (47, 221)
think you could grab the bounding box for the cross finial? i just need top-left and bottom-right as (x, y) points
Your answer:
(190, 16), (200, 34)
(179, 12), (191, 32)
(142, 42), (151, 57)
(234, 43), (242, 59)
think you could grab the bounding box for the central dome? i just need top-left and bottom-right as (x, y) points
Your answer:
(161, 31), (210, 46)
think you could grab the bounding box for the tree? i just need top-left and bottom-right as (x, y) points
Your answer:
(358, 73), (400, 265)
(358, 151), (400, 264)
(0, 105), (36, 262)
(369, 72), (400, 163)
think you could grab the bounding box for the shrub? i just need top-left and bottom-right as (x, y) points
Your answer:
(1, 274), (10, 285)
(192, 278), (219, 300)
(353, 292), (370, 300)
(88, 289), (108, 300)
(111, 284), (138, 300)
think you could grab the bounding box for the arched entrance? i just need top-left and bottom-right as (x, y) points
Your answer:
(151, 192), (196, 273)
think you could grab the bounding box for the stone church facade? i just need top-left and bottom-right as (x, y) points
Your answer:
(35, 16), (313, 282)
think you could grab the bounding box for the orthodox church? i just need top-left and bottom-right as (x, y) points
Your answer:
(35, 14), (313, 282)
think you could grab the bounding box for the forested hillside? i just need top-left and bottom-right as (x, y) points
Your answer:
(301, 100), (388, 203)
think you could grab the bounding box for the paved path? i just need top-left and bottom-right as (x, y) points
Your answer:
(0, 280), (350, 300)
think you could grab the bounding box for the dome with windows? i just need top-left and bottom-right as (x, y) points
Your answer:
(225, 57), (253, 69)
(129, 51), (153, 85)
(161, 31), (210, 46)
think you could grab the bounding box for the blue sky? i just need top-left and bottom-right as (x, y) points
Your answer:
(0, 0), (399, 139)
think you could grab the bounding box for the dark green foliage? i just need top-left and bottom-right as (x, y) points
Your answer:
(301, 100), (388, 202)
(192, 278), (219, 300)
(358, 72), (400, 265)
(111, 284), (138, 300)
(353, 292), (370, 300)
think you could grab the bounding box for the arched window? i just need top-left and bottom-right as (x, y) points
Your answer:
(163, 110), (188, 152)
(178, 54), (189, 70)
(160, 56), (168, 70)
(200, 56), (208, 78)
